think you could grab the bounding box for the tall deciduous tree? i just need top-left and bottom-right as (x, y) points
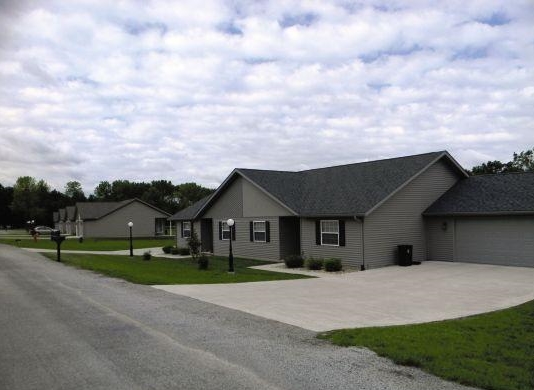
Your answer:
(65, 181), (86, 202)
(470, 147), (533, 175)
(10, 176), (50, 225)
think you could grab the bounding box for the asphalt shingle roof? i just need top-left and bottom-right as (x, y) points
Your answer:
(53, 211), (59, 222)
(424, 172), (534, 215)
(169, 196), (210, 221)
(75, 200), (131, 220)
(237, 151), (448, 216)
(58, 208), (66, 220)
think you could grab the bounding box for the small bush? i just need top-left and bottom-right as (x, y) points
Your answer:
(187, 230), (201, 260)
(284, 255), (304, 268)
(178, 247), (190, 256)
(170, 247), (180, 255)
(324, 258), (342, 272)
(162, 245), (173, 254)
(142, 251), (152, 261)
(198, 254), (209, 270)
(306, 257), (323, 270)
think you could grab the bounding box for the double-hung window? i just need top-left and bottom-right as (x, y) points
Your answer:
(182, 221), (191, 238)
(221, 221), (231, 240)
(253, 221), (266, 242)
(320, 220), (339, 246)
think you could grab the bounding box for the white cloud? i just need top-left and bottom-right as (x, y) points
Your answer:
(0, 0), (533, 193)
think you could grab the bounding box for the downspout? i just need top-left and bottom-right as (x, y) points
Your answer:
(356, 216), (365, 271)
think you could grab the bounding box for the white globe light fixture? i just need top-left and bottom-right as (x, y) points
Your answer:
(128, 221), (133, 227)
(227, 218), (234, 227)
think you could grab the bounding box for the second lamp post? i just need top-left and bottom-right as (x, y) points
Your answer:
(128, 221), (133, 257)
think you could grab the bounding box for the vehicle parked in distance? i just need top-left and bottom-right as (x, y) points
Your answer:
(33, 226), (54, 235)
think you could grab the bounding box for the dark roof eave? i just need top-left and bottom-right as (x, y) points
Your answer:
(423, 211), (534, 217)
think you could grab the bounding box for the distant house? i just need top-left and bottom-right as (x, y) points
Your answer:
(53, 198), (170, 238)
(53, 211), (59, 231)
(65, 206), (76, 235)
(170, 151), (534, 268)
(58, 208), (66, 233)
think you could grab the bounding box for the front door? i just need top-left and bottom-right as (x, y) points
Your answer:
(201, 219), (213, 252)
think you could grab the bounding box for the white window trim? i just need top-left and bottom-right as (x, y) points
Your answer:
(320, 220), (339, 247)
(253, 220), (266, 243)
(221, 221), (230, 241)
(183, 221), (191, 238)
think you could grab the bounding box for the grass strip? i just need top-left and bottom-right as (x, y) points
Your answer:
(318, 301), (534, 390)
(42, 253), (312, 285)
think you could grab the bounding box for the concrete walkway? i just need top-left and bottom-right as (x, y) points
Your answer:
(23, 247), (189, 259)
(154, 261), (534, 331)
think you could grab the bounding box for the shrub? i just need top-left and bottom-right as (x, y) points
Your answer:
(142, 251), (152, 261)
(198, 254), (209, 270)
(170, 247), (180, 255)
(284, 255), (304, 268)
(178, 247), (190, 256)
(324, 258), (342, 272)
(306, 257), (323, 270)
(187, 230), (201, 260)
(162, 245), (173, 254)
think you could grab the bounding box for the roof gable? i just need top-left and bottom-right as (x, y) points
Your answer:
(75, 199), (170, 221)
(192, 151), (467, 218)
(425, 172), (534, 216)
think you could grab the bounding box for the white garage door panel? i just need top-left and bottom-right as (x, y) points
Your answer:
(456, 216), (534, 267)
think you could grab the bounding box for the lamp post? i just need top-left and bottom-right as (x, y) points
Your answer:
(128, 221), (133, 257)
(227, 218), (234, 273)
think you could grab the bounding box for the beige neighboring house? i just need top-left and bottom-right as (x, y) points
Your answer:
(73, 198), (170, 238)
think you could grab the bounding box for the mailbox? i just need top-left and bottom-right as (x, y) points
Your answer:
(50, 230), (65, 262)
(50, 230), (66, 243)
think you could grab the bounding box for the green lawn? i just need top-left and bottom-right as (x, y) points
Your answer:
(0, 237), (174, 251)
(42, 253), (312, 284)
(318, 301), (534, 390)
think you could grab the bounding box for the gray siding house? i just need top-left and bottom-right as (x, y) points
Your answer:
(424, 172), (534, 268)
(52, 199), (170, 238)
(172, 151), (525, 269)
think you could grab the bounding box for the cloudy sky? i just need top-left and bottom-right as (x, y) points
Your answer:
(1, 0), (533, 193)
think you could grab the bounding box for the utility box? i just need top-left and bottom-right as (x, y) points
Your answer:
(397, 245), (413, 266)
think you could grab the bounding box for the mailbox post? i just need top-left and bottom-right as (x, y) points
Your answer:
(51, 230), (66, 262)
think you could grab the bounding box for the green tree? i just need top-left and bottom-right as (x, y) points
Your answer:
(470, 147), (533, 175)
(510, 148), (534, 172)
(187, 229), (201, 260)
(0, 184), (14, 227)
(176, 182), (214, 209)
(65, 181), (86, 202)
(94, 181), (112, 200)
(10, 177), (49, 225)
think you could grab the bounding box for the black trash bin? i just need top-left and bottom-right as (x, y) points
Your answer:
(397, 245), (413, 266)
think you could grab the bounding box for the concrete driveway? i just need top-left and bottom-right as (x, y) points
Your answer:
(154, 261), (534, 331)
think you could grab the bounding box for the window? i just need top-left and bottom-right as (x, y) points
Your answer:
(221, 221), (230, 240)
(253, 221), (266, 242)
(183, 221), (191, 238)
(321, 220), (339, 246)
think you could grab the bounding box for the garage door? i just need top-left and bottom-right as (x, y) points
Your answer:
(455, 216), (534, 267)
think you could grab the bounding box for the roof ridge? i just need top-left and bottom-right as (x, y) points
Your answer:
(299, 151), (445, 173)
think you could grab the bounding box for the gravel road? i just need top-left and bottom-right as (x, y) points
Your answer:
(0, 245), (476, 390)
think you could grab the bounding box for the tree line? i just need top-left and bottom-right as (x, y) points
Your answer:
(469, 148), (533, 175)
(0, 178), (214, 228)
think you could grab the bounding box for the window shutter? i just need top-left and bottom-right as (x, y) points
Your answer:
(180, 222), (184, 238)
(218, 221), (222, 240)
(315, 220), (321, 245)
(339, 220), (345, 246)
(249, 221), (253, 242)
(232, 224), (236, 241)
(265, 221), (270, 242)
